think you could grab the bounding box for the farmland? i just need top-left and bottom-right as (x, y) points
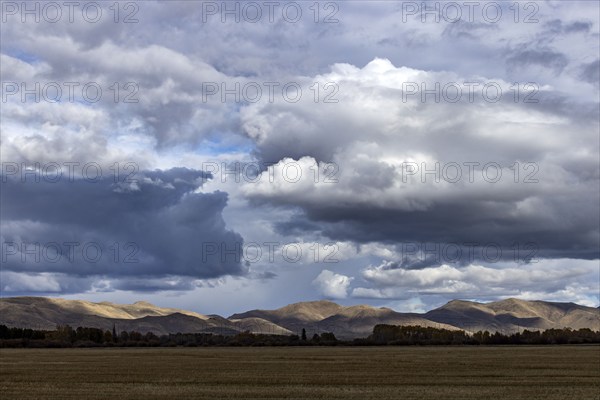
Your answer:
(1, 346), (598, 399)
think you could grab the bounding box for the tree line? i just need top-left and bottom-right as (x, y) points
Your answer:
(368, 325), (600, 345)
(1, 324), (598, 348)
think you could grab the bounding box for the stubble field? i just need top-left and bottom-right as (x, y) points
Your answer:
(1, 346), (598, 400)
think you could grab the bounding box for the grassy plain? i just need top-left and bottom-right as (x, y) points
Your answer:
(1, 346), (598, 399)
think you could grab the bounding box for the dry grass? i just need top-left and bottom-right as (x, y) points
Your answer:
(1, 346), (598, 399)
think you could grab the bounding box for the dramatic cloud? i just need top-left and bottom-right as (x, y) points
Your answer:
(0, 168), (245, 293)
(241, 59), (599, 261)
(1, 1), (598, 310)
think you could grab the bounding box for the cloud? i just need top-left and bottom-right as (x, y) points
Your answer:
(506, 47), (568, 75)
(580, 59), (600, 86)
(1, 1), (598, 309)
(0, 168), (245, 293)
(240, 59), (599, 261)
(312, 270), (353, 299)
(352, 258), (599, 304)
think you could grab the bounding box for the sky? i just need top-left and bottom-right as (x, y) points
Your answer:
(0, 0), (599, 316)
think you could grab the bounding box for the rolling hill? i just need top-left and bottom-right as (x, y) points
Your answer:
(230, 301), (459, 338)
(424, 298), (600, 333)
(1, 297), (598, 338)
(0, 297), (291, 336)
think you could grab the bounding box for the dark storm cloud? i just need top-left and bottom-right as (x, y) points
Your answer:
(0, 168), (245, 282)
(272, 194), (600, 263)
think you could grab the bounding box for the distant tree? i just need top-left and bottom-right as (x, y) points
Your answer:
(129, 330), (143, 342)
(320, 332), (337, 342)
(0, 325), (8, 339)
(301, 328), (307, 341)
(53, 325), (74, 343)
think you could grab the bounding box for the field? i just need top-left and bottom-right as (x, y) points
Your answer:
(1, 346), (598, 399)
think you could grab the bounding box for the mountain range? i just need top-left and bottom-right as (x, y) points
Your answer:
(1, 297), (598, 339)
